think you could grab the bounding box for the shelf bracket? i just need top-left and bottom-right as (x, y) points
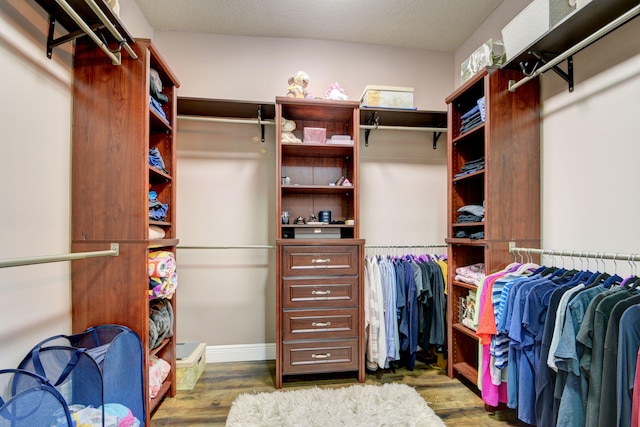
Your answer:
(433, 131), (443, 150)
(364, 112), (380, 147)
(46, 17), (104, 59)
(258, 106), (265, 143)
(529, 51), (574, 93)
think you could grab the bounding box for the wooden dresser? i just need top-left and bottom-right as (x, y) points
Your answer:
(276, 240), (365, 388)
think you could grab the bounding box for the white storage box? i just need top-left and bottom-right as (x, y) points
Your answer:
(176, 342), (206, 390)
(501, 0), (576, 61)
(360, 85), (414, 109)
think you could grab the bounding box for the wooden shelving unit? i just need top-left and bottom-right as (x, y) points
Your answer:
(445, 67), (540, 386)
(70, 38), (180, 424)
(274, 97), (365, 389)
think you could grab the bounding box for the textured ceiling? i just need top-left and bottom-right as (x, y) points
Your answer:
(133, 0), (505, 51)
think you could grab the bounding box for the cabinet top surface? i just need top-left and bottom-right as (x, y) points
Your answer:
(276, 96), (360, 109)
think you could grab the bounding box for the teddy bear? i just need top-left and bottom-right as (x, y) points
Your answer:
(286, 71), (311, 99)
(281, 118), (301, 143)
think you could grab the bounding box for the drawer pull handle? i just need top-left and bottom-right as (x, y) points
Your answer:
(311, 353), (331, 359)
(311, 321), (331, 327)
(311, 290), (331, 296)
(311, 258), (331, 264)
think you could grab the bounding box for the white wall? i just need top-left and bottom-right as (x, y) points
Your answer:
(539, 22), (640, 271)
(0, 0), (73, 368)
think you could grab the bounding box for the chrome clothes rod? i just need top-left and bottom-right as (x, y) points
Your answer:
(82, 0), (137, 60)
(0, 243), (119, 269)
(360, 125), (447, 133)
(508, 3), (640, 92)
(178, 115), (275, 126)
(54, 0), (136, 65)
(178, 245), (275, 250)
(508, 243), (639, 262)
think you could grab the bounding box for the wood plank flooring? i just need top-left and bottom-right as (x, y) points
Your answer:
(151, 359), (528, 426)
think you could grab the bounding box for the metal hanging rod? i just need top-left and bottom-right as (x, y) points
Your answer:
(360, 125), (446, 133)
(361, 112), (446, 149)
(82, 0), (137, 60)
(508, 3), (640, 93)
(178, 245), (275, 250)
(0, 243), (119, 269)
(51, 0), (137, 64)
(177, 115), (275, 126)
(508, 242), (640, 262)
(177, 114), (275, 143)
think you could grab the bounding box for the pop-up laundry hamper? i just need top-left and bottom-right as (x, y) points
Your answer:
(0, 368), (73, 426)
(17, 324), (145, 426)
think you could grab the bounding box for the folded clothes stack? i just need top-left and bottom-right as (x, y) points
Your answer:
(455, 263), (486, 287)
(456, 204), (485, 223)
(455, 156), (485, 177)
(459, 96), (486, 135)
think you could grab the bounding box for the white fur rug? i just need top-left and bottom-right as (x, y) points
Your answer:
(225, 383), (446, 426)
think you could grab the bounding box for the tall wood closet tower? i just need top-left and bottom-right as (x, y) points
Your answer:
(445, 67), (540, 386)
(274, 97), (365, 388)
(70, 38), (180, 424)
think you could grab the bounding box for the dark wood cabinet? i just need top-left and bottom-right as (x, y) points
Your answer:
(274, 97), (364, 388)
(445, 67), (540, 385)
(70, 38), (179, 424)
(276, 240), (365, 387)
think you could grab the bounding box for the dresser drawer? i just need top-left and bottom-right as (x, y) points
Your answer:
(282, 245), (359, 276)
(283, 308), (358, 341)
(283, 277), (358, 309)
(282, 338), (359, 375)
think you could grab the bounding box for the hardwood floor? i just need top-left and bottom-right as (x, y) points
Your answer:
(151, 359), (529, 426)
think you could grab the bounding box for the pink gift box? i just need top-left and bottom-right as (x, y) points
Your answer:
(303, 127), (326, 144)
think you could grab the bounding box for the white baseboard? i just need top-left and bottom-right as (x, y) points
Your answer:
(205, 343), (276, 363)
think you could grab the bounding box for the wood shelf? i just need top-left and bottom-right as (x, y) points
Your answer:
(503, 0), (640, 71)
(452, 170), (484, 183)
(149, 380), (172, 414)
(445, 238), (486, 246)
(452, 322), (479, 340)
(452, 362), (479, 384)
(283, 223), (354, 229)
(177, 97), (275, 121)
(451, 280), (479, 291)
(360, 107), (446, 128)
(282, 185), (354, 194)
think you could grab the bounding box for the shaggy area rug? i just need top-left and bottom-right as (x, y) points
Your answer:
(225, 383), (446, 426)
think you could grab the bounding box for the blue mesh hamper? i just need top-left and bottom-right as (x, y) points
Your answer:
(0, 369), (73, 426)
(18, 324), (145, 426)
